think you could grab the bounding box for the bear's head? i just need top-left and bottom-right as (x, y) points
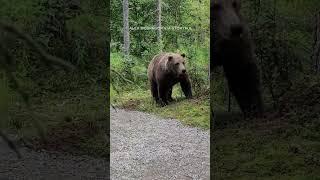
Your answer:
(211, 0), (245, 41)
(166, 53), (187, 78)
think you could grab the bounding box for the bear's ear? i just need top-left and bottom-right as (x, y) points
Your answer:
(181, 53), (186, 58)
(168, 56), (173, 61)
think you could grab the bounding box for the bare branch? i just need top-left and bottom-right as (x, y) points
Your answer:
(0, 130), (22, 159)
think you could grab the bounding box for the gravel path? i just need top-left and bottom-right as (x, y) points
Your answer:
(111, 108), (210, 180)
(0, 108), (209, 180)
(0, 138), (109, 179)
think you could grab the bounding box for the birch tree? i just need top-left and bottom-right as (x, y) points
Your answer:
(123, 0), (130, 57)
(157, 0), (162, 51)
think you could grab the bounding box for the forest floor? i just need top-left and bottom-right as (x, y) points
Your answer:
(1, 84), (110, 178)
(5, 84), (109, 158)
(111, 87), (210, 129)
(110, 108), (209, 179)
(213, 82), (320, 179)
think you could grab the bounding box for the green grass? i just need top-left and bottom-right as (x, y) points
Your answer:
(213, 126), (320, 179)
(5, 84), (108, 158)
(212, 82), (320, 179)
(111, 86), (210, 129)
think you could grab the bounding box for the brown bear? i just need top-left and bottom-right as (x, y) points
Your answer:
(211, 0), (263, 117)
(147, 52), (192, 106)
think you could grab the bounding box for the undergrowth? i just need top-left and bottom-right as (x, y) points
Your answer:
(4, 70), (109, 158)
(212, 79), (320, 179)
(111, 86), (210, 129)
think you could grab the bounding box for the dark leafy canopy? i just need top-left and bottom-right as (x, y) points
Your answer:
(211, 0), (320, 111)
(245, 0), (320, 104)
(1, 0), (108, 91)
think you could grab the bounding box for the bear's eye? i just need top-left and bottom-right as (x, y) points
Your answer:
(182, 62), (185, 65)
(175, 63), (179, 65)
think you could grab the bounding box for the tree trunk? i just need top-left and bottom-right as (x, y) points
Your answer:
(156, 0), (162, 51)
(123, 0), (130, 57)
(312, 11), (320, 73)
(228, 89), (231, 112)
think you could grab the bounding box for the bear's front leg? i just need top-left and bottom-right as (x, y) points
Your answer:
(158, 85), (168, 106)
(180, 75), (193, 99)
(167, 87), (174, 102)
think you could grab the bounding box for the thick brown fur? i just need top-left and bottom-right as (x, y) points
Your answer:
(148, 52), (192, 106)
(211, 0), (263, 117)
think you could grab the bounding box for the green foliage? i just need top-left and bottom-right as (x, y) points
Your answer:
(244, 0), (320, 105)
(0, 0), (109, 158)
(111, 0), (209, 56)
(2, 0), (107, 91)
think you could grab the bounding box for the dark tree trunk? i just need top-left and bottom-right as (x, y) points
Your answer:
(312, 11), (320, 73)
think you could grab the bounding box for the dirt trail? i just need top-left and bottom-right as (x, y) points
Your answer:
(111, 108), (210, 180)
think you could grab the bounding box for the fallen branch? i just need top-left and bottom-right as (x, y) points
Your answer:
(0, 130), (21, 158)
(110, 68), (134, 84)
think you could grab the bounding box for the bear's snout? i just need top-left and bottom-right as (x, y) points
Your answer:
(182, 69), (186, 73)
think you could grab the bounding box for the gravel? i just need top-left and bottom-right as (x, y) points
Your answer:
(0, 108), (209, 180)
(0, 138), (109, 180)
(111, 108), (210, 180)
